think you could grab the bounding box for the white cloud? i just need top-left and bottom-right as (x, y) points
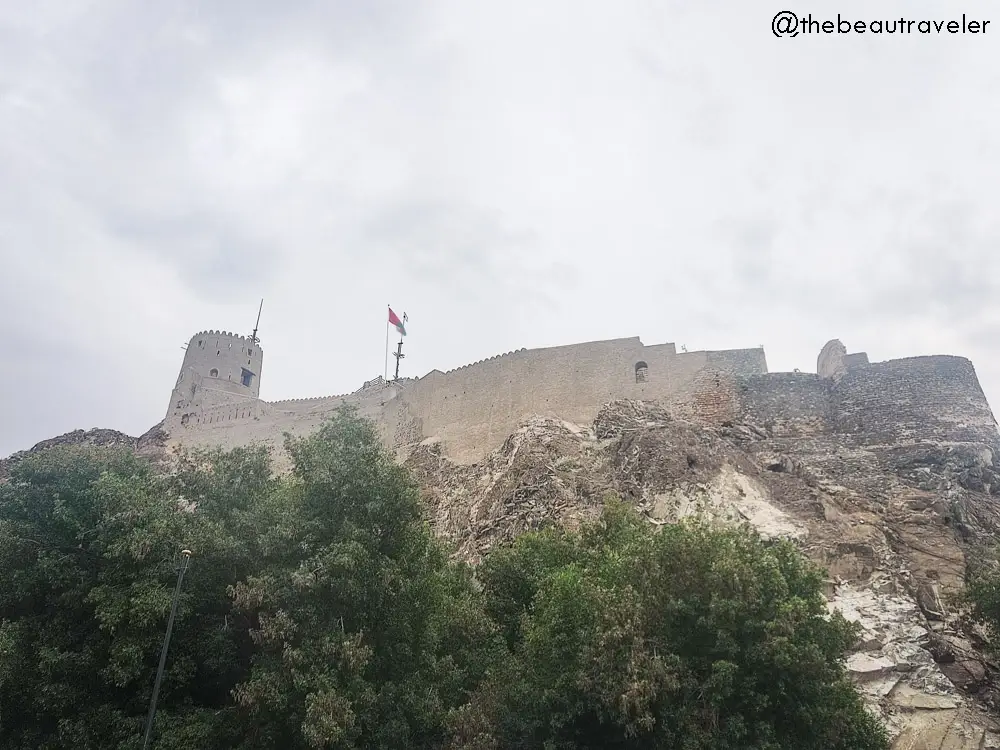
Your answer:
(2, 0), (999, 455)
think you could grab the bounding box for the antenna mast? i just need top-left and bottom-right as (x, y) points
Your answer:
(392, 339), (405, 380)
(250, 299), (263, 345)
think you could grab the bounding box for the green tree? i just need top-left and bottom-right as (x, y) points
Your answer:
(0, 444), (252, 749)
(451, 500), (889, 750)
(227, 406), (503, 749)
(0, 409), (889, 750)
(0, 407), (502, 750)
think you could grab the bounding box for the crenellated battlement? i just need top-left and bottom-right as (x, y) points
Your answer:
(162, 331), (999, 465)
(442, 349), (529, 373)
(189, 329), (258, 342)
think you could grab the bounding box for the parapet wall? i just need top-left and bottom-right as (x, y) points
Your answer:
(398, 339), (766, 463)
(164, 335), (768, 465)
(184, 400), (261, 427)
(737, 355), (999, 447)
(831, 356), (997, 445)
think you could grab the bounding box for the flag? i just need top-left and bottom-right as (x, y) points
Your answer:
(388, 307), (406, 336)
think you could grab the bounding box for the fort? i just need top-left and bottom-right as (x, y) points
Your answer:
(163, 331), (1000, 467)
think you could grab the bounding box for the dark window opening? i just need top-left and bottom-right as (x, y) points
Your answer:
(210, 368), (219, 377)
(635, 361), (648, 383)
(241, 368), (255, 387)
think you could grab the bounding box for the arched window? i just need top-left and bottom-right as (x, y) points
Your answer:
(210, 368), (219, 377)
(635, 361), (648, 383)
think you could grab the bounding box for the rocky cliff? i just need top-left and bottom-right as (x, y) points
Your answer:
(405, 399), (1000, 749)
(0, 422), (169, 482)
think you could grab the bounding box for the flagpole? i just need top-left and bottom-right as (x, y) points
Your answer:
(384, 305), (390, 381)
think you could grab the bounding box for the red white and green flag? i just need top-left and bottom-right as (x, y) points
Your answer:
(388, 307), (407, 336)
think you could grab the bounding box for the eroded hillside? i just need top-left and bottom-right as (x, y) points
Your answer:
(405, 399), (1000, 749)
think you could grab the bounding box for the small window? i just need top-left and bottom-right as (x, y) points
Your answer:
(210, 368), (219, 377)
(635, 361), (648, 383)
(248, 349), (254, 357)
(241, 368), (254, 387)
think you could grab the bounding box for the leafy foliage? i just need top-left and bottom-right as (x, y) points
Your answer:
(0, 407), (886, 749)
(227, 409), (502, 749)
(0, 443), (257, 749)
(959, 553), (1000, 653)
(455, 501), (889, 750)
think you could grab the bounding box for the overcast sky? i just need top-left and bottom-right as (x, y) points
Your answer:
(2, 0), (998, 457)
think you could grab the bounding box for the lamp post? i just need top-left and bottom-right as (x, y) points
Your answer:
(141, 549), (193, 750)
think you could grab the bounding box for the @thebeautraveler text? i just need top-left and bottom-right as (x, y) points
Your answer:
(772, 12), (990, 37)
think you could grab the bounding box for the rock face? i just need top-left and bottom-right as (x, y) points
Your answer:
(405, 400), (1000, 748)
(0, 422), (169, 482)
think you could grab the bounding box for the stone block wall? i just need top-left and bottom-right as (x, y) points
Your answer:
(400, 338), (649, 463)
(163, 329), (1000, 467)
(397, 339), (766, 464)
(705, 347), (768, 375)
(738, 373), (832, 436)
(831, 356), (998, 445)
(672, 371), (741, 424)
(187, 401), (261, 427)
(164, 335), (769, 465)
(843, 352), (870, 369)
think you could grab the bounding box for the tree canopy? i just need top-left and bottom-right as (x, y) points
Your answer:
(454, 503), (888, 749)
(0, 406), (887, 749)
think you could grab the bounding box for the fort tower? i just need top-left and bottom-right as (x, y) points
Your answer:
(166, 331), (263, 426)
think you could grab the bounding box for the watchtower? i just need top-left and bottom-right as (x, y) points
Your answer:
(166, 330), (263, 424)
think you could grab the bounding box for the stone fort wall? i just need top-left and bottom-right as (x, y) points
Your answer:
(831, 355), (997, 445)
(163, 335), (999, 467)
(164, 336), (769, 465)
(737, 341), (998, 448)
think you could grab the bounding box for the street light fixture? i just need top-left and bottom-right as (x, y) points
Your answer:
(141, 549), (193, 750)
